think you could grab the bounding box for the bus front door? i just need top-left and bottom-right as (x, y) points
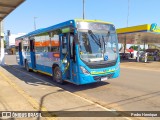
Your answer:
(18, 42), (23, 66)
(60, 34), (72, 81)
(30, 40), (36, 69)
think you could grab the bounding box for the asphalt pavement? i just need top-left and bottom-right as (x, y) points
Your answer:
(0, 55), (160, 120)
(0, 55), (127, 120)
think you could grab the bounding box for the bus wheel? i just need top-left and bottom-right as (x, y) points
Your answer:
(26, 61), (31, 72)
(53, 66), (63, 84)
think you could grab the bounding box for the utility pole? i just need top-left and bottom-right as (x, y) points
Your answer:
(83, 0), (85, 19)
(123, 0), (130, 59)
(127, 0), (130, 27)
(0, 20), (5, 65)
(34, 17), (37, 30)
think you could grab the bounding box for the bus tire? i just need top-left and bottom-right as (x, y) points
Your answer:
(52, 66), (64, 84)
(26, 61), (31, 72)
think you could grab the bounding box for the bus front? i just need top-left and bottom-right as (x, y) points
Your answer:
(75, 20), (120, 84)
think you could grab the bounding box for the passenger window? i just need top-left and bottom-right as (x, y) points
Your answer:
(51, 47), (59, 52)
(70, 35), (74, 57)
(51, 34), (59, 41)
(62, 36), (67, 48)
(62, 36), (67, 54)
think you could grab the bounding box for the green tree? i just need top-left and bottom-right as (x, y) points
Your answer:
(4, 40), (6, 48)
(0, 40), (6, 48)
(130, 45), (138, 50)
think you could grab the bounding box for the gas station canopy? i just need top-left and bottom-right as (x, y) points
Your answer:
(0, 0), (25, 21)
(117, 23), (160, 34)
(116, 23), (160, 44)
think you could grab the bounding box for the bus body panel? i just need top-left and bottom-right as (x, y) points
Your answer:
(35, 52), (60, 75)
(30, 52), (36, 69)
(16, 53), (23, 66)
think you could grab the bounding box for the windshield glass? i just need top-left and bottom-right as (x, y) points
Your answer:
(78, 30), (118, 62)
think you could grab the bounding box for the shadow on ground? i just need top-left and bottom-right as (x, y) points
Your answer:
(2, 64), (109, 93)
(2, 64), (110, 118)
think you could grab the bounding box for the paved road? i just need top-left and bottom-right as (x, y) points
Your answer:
(3, 55), (160, 119)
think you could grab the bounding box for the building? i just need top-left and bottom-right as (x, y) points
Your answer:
(5, 33), (25, 54)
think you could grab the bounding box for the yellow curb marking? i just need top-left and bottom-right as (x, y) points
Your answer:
(4, 65), (133, 120)
(7, 66), (132, 120)
(0, 68), (56, 120)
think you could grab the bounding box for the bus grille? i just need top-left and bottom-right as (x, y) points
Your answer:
(85, 61), (117, 69)
(93, 74), (114, 81)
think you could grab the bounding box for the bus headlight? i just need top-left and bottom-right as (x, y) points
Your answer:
(80, 66), (90, 75)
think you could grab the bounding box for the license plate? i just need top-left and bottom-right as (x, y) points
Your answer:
(101, 77), (108, 81)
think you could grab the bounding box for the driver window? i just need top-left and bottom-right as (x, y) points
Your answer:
(81, 33), (92, 53)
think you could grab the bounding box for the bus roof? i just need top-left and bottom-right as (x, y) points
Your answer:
(74, 19), (112, 24)
(27, 20), (75, 37)
(16, 35), (26, 40)
(16, 19), (113, 39)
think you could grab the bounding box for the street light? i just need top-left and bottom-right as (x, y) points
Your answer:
(34, 17), (37, 30)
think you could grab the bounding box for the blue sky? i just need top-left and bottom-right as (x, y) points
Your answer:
(4, 0), (160, 34)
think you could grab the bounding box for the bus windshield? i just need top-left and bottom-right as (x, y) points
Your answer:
(78, 30), (118, 63)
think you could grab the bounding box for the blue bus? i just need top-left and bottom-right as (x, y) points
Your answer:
(16, 19), (120, 85)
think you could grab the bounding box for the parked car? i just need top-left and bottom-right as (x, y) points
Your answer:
(138, 49), (160, 62)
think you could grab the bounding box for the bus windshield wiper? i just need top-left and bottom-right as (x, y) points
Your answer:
(103, 31), (110, 49)
(101, 31), (110, 60)
(88, 30), (101, 47)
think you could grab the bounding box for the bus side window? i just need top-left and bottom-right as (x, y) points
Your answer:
(62, 35), (67, 54)
(44, 47), (48, 52)
(70, 34), (74, 58)
(51, 47), (59, 52)
(49, 34), (60, 52)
